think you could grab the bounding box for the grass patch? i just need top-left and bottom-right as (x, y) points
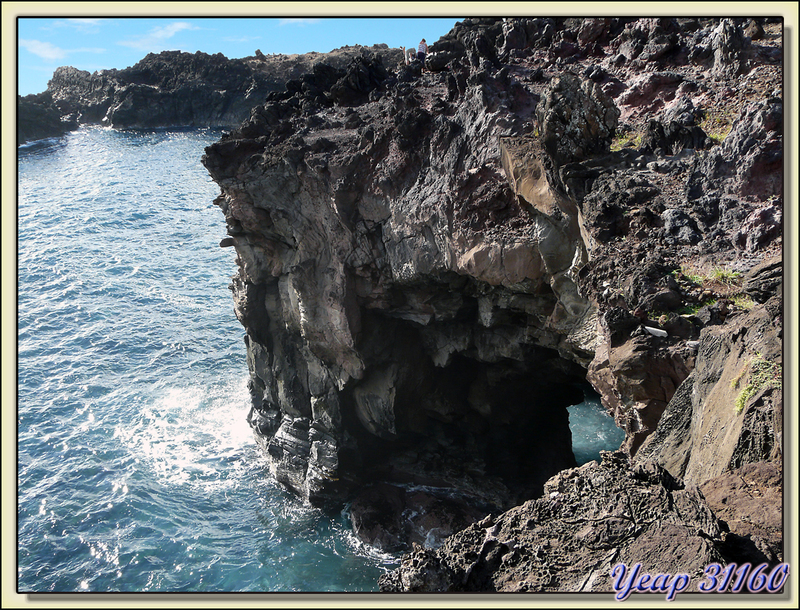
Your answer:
(731, 354), (782, 414)
(674, 262), (743, 296)
(610, 131), (643, 151)
(700, 108), (736, 145)
(676, 299), (717, 316)
(732, 294), (756, 311)
(671, 262), (754, 314)
(672, 265), (704, 285)
(710, 267), (742, 285)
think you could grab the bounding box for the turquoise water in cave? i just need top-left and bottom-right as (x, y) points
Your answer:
(568, 387), (626, 465)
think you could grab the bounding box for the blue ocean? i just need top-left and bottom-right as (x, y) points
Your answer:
(16, 126), (623, 593)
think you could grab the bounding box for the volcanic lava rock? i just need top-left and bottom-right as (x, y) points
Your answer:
(18, 45), (405, 142)
(536, 72), (619, 167)
(378, 453), (730, 592)
(17, 91), (78, 145)
(199, 16), (783, 566)
(15, 14), (785, 587)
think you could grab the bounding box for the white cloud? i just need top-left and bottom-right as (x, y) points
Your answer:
(279, 18), (320, 26)
(19, 39), (67, 61)
(66, 18), (105, 31)
(222, 36), (261, 44)
(118, 21), (200, 51)
(20, 39), (106, 62)
(67, 18), (104, 26)
(49, 18), (107, 34)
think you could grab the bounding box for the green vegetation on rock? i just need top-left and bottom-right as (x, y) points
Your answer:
(610, 131), (642, 151)
(700, 108), (737, 145)
(731, 354), (782, 414)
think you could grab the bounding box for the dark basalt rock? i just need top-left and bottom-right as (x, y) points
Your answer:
(18, 45), (405, 143)
(17, 91), (78, 146)
(687, 97), (783, 204)
(710, 19), (752, 78)
(92, 15), (783, 585)
(537, 71), (620, 167)
(379, 453), (733, 592)
(349, 482), (490, 553)
(639, 119), (711, 155)
(743, 257), (782, 303)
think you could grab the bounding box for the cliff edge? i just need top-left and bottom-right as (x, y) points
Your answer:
(17, 44), (404, 144)
(201, 15), (784, 579)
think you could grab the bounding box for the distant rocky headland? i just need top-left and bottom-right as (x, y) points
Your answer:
(21, 17), (785, 594)
(17, 44), (404, 144)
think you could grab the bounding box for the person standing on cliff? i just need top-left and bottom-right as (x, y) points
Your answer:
(417, 39), (428, 72)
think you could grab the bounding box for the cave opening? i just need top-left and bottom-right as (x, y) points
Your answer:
(246, 290), (627, 551)
(341, 306), (595, 509)
(340, 312), (621, 551)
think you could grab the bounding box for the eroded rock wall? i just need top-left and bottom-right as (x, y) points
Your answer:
(202, 16), (783, 557)
(203, 49), (607, 523)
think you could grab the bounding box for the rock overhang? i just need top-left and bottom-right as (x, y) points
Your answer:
(200, 16), (783, 557)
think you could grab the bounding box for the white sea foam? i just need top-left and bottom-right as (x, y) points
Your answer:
(17, 127), (398, 593)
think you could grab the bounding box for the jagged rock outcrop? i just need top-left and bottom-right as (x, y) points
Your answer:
(633, 269), (782, 484)
(17, 91), (78, 146)
(563, 83), (782, 458)
(536, 72), (619, 167)
(203, 43), (596, 529)
(379, 452), (736, 592)
(17, 45), (404, 143)
(200, 16), (783, 570)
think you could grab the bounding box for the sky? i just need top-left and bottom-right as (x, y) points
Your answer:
(16, 16), (464, 96)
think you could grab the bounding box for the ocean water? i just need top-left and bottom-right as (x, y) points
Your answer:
(568, 388), (626, 465)
(17, 127), (396, 593)
(17, 126), (625, 593)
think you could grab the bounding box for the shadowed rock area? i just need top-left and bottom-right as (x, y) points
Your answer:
(378, 452), (732, 592)
(198, 16), (783, 578)
(17, 91), (79, 145)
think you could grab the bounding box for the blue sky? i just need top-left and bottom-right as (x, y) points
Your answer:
(17, 16), (463, 96)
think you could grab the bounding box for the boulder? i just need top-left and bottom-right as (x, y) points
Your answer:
(536, 72), (620, 167)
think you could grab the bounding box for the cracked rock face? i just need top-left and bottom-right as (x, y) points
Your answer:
(634, 284), (782, 485)
(379, 453), (729, 592)
(202, 16), (783, 554)
(202, 27), (606, 525)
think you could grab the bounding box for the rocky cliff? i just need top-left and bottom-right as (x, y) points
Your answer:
(16, 91), (79, 146)
(17, 44), (404, 144)
(201, 15), (784, 579)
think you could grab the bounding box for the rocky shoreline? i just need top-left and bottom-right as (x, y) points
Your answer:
(22, 17), (785, 593)
(17, 44), (404, 144)
(378, 452), (781, 593)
